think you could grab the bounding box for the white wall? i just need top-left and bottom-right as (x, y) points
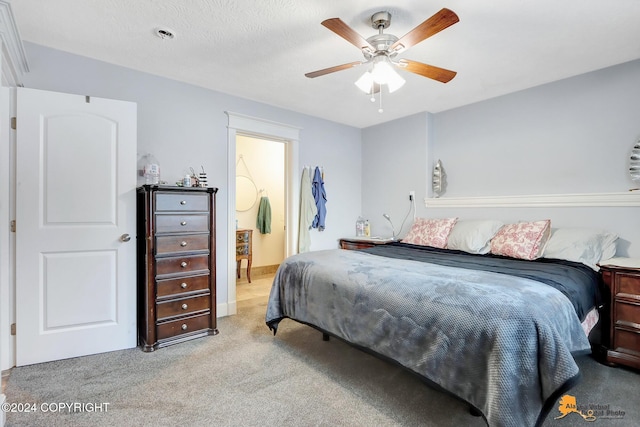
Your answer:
(19, 42), (362, 313)
(236, 135), (285, 267)
(362, 59), (640, 257)
(361, 112), (429, 238)
(433, 59), (640, 197)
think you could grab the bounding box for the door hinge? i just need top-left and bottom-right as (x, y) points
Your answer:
(10, 117), (16, 130)
(10, 323), (16, 336)
(10, 220), (16, 232)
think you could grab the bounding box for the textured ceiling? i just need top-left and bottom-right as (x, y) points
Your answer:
(9, 0), (640, 128)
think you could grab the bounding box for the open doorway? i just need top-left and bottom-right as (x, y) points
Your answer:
(225, 112), (300, 317)
(235, 135), (285, 303)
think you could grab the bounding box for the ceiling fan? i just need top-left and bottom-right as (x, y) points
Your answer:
(305, 8), (459, 92)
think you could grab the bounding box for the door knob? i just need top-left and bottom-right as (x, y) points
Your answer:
(120, 233), (131, 242)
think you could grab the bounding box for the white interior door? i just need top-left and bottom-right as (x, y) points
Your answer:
(15, 87), (137, 366)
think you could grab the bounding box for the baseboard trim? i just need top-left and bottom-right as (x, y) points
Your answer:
(424, 191), (640, 208)
(217, 301), (234, 317)
(238, 264), (280, 281)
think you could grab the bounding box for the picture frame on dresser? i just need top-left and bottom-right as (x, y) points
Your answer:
(137, 185), (219, 352)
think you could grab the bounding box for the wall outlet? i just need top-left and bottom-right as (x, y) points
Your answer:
(409, 190), (415, 201)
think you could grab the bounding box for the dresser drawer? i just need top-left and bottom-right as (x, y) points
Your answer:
(612, 328), (640, 355)
(617, 274), (640, 295)
(156, 214), (209, 233)
(156, 274), (210, 299)
(236, 243), (249, 256)
(614, 300), (640, 325)
(156, 254), (209, 277)
(155, 193), (209, 212)
(156, 234), (209, 255)
(156, 313), (211, 341)
(237, 231), (250, 243)
(157, 294), (210, 320)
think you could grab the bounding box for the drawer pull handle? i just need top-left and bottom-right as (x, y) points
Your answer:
(181, 261), (188, 268)
(182, 303), (188, 310)
(180, 221), (187, 226)
(180, 282), (188, 289)
(181, 324), (188, 330)
(180, 241), (187, 247)
(180, 200), (187, 205)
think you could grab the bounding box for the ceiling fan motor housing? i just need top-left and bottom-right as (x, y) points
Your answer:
(365, 34), (399, 58)
(370, 11), (391, 29)
(365, 11), (398, 60)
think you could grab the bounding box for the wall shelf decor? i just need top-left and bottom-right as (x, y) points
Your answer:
(432, 159), (446, 198)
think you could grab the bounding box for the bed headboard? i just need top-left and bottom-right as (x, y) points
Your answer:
(424, 191), (640, 258)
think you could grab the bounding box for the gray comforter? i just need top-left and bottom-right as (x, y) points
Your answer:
(265, 248), (592, 427)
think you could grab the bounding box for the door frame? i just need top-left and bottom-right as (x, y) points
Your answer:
(225, 112), (300, 316)
(0, 86), (15, 373)
(0, 0), (30, 376)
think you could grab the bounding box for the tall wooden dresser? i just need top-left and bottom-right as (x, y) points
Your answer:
(137, 185), (218, 352)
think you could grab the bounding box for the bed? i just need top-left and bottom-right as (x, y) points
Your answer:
(265, 220), (609, 427)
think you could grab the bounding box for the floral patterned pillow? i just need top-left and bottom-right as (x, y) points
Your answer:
(490, 220), (551, 260)
(402, 217), (458, 248)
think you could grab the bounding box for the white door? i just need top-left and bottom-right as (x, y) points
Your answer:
(15, 87), (137, 366)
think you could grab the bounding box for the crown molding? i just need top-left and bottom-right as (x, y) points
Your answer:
(0, 0), (29, 86)
(424, 192), (640, 208)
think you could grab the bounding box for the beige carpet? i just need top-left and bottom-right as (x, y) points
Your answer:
(4, 275), (639, 426)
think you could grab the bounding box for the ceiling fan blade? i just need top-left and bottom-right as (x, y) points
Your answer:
(398, 59), (457, 83)
(305, 61), (362, 78)
(390, 8), (459, 52)
(322, 18), (375, 51)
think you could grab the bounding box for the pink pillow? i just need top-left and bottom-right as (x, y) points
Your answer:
(490, 220), (551, 260)
(402, 217), (458, 248)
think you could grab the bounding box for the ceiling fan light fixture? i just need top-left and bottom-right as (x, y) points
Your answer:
(385, 68), (406, 93)
(370, 57), (405, 93)
(355, 71), (374, 93)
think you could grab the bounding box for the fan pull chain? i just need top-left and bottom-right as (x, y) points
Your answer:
(378, 86), (383, 113)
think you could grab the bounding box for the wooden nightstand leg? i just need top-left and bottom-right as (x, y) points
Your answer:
(247, 256), (252, 283)
(236, 260), (241, 279)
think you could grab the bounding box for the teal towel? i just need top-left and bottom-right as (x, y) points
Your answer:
(256, 196), (272, 234)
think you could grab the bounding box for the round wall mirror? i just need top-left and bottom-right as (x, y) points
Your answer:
(236, 175), (258, 211)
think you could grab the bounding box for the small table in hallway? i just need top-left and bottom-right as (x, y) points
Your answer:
(236, 229), (253, 283)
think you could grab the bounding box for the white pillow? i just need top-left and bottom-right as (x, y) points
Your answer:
(542, 227), (618, 270)
(446, 219), (505, 254)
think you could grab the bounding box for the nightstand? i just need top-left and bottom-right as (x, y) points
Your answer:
(339, 237), (397, 250)
(599, 258), (640, 370)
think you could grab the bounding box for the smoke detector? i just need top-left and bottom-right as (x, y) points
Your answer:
(155, 27), (176, 40)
